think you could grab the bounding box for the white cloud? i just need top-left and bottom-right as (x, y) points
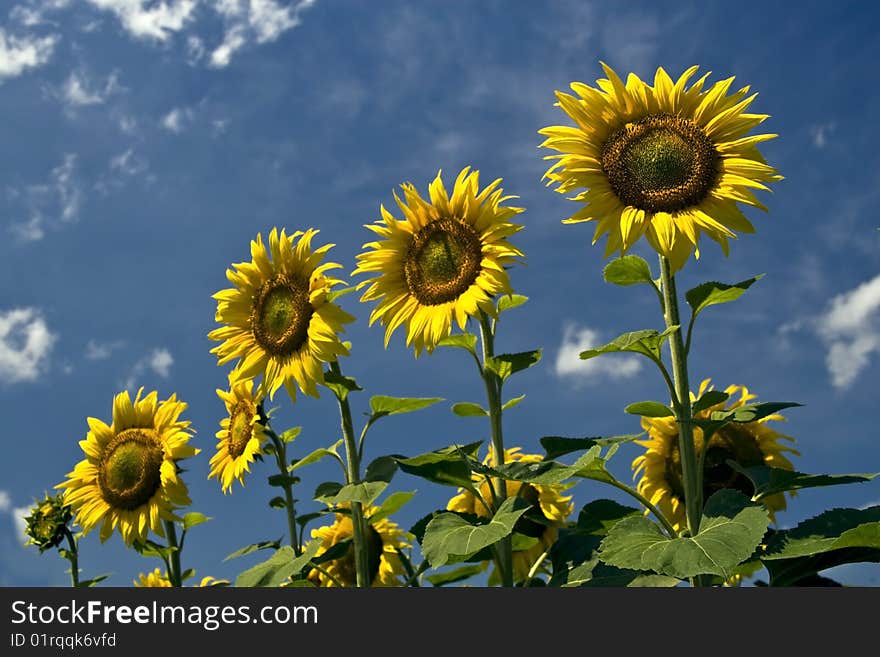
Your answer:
(161, 106), (194, 133)
(8, 214), (45, 242)
(209, 23), (247, 68)
(0, 28), (57, 80)
(85, 339), (125, 360)
(12, 506), (30, 545)
(554, 323), (642, 384)
(59, 69), (123, 107)
(11, 1), (72, 28)
(109, 148), (148, 176)
(122, 347), (174, 391)
(84, 0), (198, 42)
(95, 148), (153, 195)
(0, 308), (57, 384)
(53, 154), (82, 223)
(817, 274), (880, 389)
(0, 491), (10, 513)
(810, 123), (836, 149)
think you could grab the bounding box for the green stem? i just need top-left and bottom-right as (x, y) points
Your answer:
(658, 256), (702, 540)
(329, 360), (370, 588)
(164, 520), (182, 587)
(268, 428), (300, 556)
(602, 477), (678, 539)
(62, 529), (79, 587)
(478, 312), (514, 588)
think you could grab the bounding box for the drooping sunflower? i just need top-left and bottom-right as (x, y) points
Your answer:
(447, 446), (574, 583)
(307, 505), (410, 587)
(57, 388), (197, 546)
(208, 228), (354, 401)
(208, 375), (267, 494)
(353, 167), (525, 356)
(632, 379), (800, 534)
(539, 62), (782, 271)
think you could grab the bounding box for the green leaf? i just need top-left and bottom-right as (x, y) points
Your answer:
(369, 395), (444, 421)
(579, 327), (678, 363)
(565, 561), (680, 587)
(487, 447), (602, 486)
(278, 426), (302, 443)
(497, 294), (529, 313)
(727, 463), (879, 501)
(291, 439), (344, 472)
(691, 390), (729, 414)
(182, 512), (210, 530)
(77, 574), (110, 588)
(501, 394), (526, 411)
(316, 481), (388, 506)
(599, 490), (770, 579)
(710, 401), (802, 423)
(577, 500), (641, 536)
(364, 455), (398, 483)
(603, 255), (655, 287)
(224, 538), (282, 562)
(685, 275), (764, 317)
(485, 350), (542, 382)
(322, 370), (362, 400)
(235, 541), (322, 587)
(267, 473), (299, 488)
(394, 441), (483, 490)
(133, 539), (176, 560)
(369, 491), (416, 524)
(624, 401), (674, 418)
(313, 481), (342, 501)
(762, 506), (880, 560)
(309, 538), (352, 565)
(540, 434), (642, 460)
(425, 563), (488, 586)
(326, 286), (356, 302)
(268, 496), (286, 509)
(451, 402), (488, 417)
(436, 333), (478, 355)
(422, 497), (531, 567)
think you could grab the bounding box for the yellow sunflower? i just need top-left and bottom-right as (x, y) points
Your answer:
(57, 388), (197, 546)
(632, 379), (799, 534)
(539, 63), (782, 271)
(308, 505), (410, 587)
(353, 167), (524, 356)
(208, 228), (354, 401)
(134, 568), (229, 587)
(447, 446), (574, 583)
(208, 375), (267, 494)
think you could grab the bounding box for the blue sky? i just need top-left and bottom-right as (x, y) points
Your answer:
(1, 0), (878, 587)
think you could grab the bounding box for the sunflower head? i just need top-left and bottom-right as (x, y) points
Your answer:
(208, 228), (355, 402)
(22, 493), (73, 553)
(447, 446), (574, 583)
(57, 388), (198, 546)
(539, 62), (782, 271)
(353, 167), (525, 356)
(134, 568), (172, 587)
(208, 374), (268, 494)
(308, 504), (410, 587)
(632, 379), (800, 534)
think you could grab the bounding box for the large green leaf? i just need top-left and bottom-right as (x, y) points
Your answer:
(425, 563), (488, 586)
(364, 455), (398, 483)
(234, 541), (321, 587)
(369, 491), (416, 524)
(579, 327), (678, 363)
(224, 538), (282, 562)
(539, 434), (642, 460)
(710, 401), (802, 423)
(421, 497), (530, 567)
(436, 333), (478, 355)
(691, 390), (729, 414)
(624, 401), (674, 418)
(685, 275), (764, 317)
(762, 506), (880, 560)
(485, 350), (542, 382)
(486, 447), (602, 486)
(290, 439), (344, 471)
(577, 500), (641, 535)
(565, 561), (680, 587)
(369, 395), (444, 420)
(599, 490), (770, 579)
(315, 481), (388, 506)
(728, 462), (879, 501)
(602, 255), (654, 287)
(497, 294), (529, 313)
(394, 441), (483, 490)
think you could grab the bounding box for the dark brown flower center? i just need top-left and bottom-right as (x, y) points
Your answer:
(664, 424), (766, 502)
(227, 401), (255, 458)
(251, 275), (313, 357)
(98, 429), (164, 510)
(513, 483), (552, 540)
(404, 218), (482, 305)
(602, 114), (719, 213)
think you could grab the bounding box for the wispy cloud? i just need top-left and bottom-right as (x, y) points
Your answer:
(554, 323), (642, 385)
(7, 154), (84, 242)
(94, 148), (153, 195)
(0, 308), (57, 384)
(810, 122), (836, 149)
(0, 491), (10, 513)
(56, 69), (123, 109)
(0, 27), (58, 81)
(83, 0), (198, 42)
(84, 339), (125, 360)
(121, 347), (174, 392)
(0, 489), (30, 545)
(161, 106), (194, 133)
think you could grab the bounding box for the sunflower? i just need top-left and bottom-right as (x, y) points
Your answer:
(353, 167), (524, 356)
(57, 388), (197, 546)
(539, 62), (782, 271)
(447, 446), (574, 583)
(208, 375), (267, 494)
(22, 493), (72, 553)
(134, 568), (229, 587)
(308, 505), (410, 587)
(208, 228), (354, 401)
(632, 379), (799, 534)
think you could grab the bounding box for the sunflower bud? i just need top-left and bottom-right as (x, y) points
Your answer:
(23, 493), (73, 553)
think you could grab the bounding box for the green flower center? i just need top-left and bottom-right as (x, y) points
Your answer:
(227, 401), (255, 459)
(404, 218), (482, 305)
(336, 525), (384, 587)
(602, 114), (719, 213)
(665, 424), (766, 502)
(99, 429), (164, 511)
(251, 275), (313, 357)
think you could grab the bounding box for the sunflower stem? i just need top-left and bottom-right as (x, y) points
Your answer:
(478, 312), (514, 588)
(602, 476), (678, 539)
(329, 360), (370, 588)
(164, 520), (183, 587)
(62, 528), (79, 587)
(658, 256), (703, 551)
(267, 428), (300, 556)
